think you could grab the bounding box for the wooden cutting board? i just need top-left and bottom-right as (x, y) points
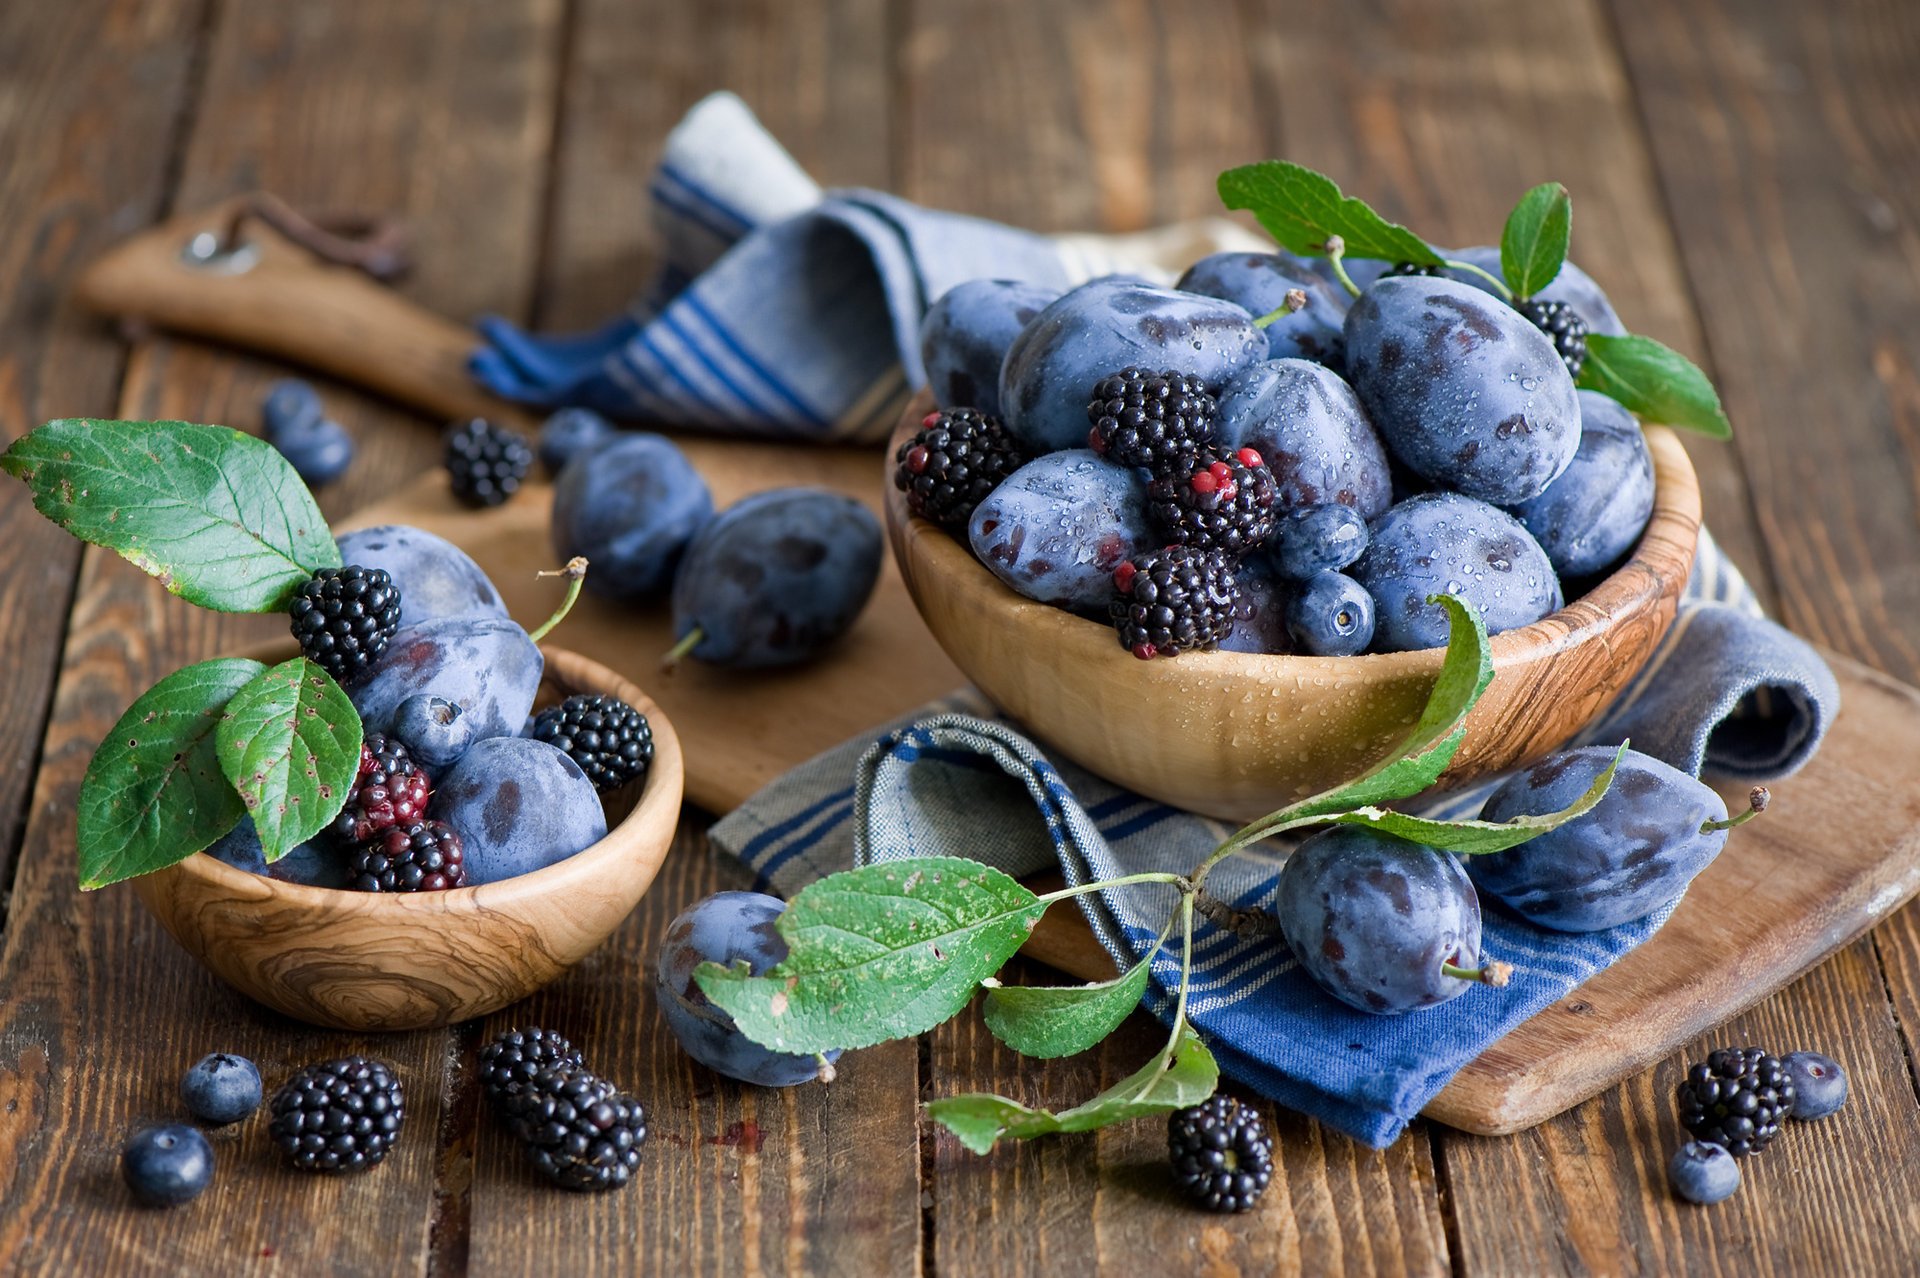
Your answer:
(347, 438), (1920, 1137)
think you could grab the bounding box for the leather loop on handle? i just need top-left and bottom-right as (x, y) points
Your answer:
(223, 193), (414, 282)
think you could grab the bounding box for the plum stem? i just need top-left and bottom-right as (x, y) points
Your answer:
(1701, 786), (1771, 834)
(661, 628), (704, 669)
(1441, 959), (1513, 987)
(529, 557), (588, 642)
(1251, 287), (1309, 330)
(1323, 235), (1361, 297)
(1444, 258), (1515, 301)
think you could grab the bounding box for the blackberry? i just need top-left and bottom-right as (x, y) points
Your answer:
(350, 820), (466, 892)
(1109, 546), (1240, 660)
(1146, 448), (1279, 557)
(329, 734), (431, 846)
(1086, 368), (1218, 472)
(269, 1056), (406, 1173)
(289, 565), (402, 685)
(1518, 298), (1589, 378)
(479, 1027), (587, 1106)
(1677, 1047), (1795, 1156)
(1168, 1096), (1273, 1213)
(445, 417), (534, 508)
(529, 694), (654, 792)
(893, 408), (1027, 529)
(502, 1065), (646, 1192)
(1381, 261), (1446, 278)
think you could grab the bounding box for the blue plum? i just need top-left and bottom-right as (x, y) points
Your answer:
(122, 1125), (214, 1208)
(205, 818), (350, 889)
(390, 694), (475, 770)
(1213, 360), (1394, 518)
(998, 277), (1265, 454)
(1669, 1141), (1741, 1205)
(1508, 390), (1654, 579)
(181, 1053), (262, 1126)
(430, 737), (607, 885)
(1284, 571), (1375, 657)
(655, 891), (841, 1087)
(1219, 557), (1294, 655)
(1443, 245), (1628, 337)
(351, 616), (543, 741)
(538, 407), (617, 474)
(550, 433), (713, 601)
(968, 450), (1154, 611)
(335, 524), (509, 630)
(669, 489), (883, 668)
(1352, 493), (1562, 652)
(920, 279), (1060, 417)
(1176, 252), (1350, 370)
(1344, 276), (1581, 504)
(1271, 502), (1369, 580)
(1275, 826), (1493, 1015)
(1467, 746), (1755, 933)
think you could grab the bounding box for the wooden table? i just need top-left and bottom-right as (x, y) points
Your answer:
(2, 1), (1918, 1273)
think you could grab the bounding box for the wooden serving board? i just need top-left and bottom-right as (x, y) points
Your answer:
(349, 440), (1920, 1137)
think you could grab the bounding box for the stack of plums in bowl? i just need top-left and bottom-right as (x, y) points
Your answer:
(891, 196), (1709, 820)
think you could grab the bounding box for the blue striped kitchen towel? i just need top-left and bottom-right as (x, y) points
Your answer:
(468, 91), (1266, 442)
(710, 531), (1841, 1147)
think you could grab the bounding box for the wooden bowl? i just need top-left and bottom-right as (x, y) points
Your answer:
(885, 396), (1702, 821)
(130, 643), (684, 1031)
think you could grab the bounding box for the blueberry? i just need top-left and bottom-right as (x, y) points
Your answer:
(1442, 245), (1628, 337)
(538, 407), (617, 474)
(1219, 557), (1294, 655)
(1344, 276), (1581, 504)
(1176, 252), (1350, 370)
(1275, 827), (1490, 1015)
(205, 817), (350, 888)
(998, 277), (1265, 454)
(335, 524), (510, 630)
(655, 891), (841, 1087)
(389, 694), (475, 770)
(180, 1053), (262, 1125)
(1668, 1140), (1741, 1205)
(262, 378), (323, 439)
(551, 433), (713, 600)
(669, 489), (882, 668)
(1213, 359), (1394, 519)
(1285, 571), (1374, 657)
(121, 1125), (214, 1207)
(1783, 1051), (1847, 1120)
(919, 279), (1060, 417)
(1351, 493), (1562, 652)
(430, 737), (607, 885)
(1468, 746), (1743, 932)
(967, 450), (1154, 611)
(1507, 391), (1655, 580)
(271, 417), (355, 486)
(350, 616), (544, 742)
(1271, 503), (1369, 580)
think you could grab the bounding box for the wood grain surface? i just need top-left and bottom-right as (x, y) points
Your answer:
(4, 0), (1920, 1274)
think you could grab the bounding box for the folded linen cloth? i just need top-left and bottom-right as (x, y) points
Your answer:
(468, 91), (1266, 442)
(711, 530), (1840, 1147)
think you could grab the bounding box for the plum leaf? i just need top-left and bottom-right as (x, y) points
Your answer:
(214, 657), (363, 863)
(1579, 334), (1733, 439)
(1501, 182), (1572, 300)
(1218, 161), (1444, 265)
(1328, 743), (1627, 855)
(981, 945), (1159, 1059)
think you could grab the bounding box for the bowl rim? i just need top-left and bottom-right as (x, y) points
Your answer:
(884, 393), (1703, 674)
(169, 638), (685, 913)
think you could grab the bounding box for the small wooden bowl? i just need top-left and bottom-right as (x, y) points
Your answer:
(130, 643), (684, 1031)
(886, 396), (1702, 821)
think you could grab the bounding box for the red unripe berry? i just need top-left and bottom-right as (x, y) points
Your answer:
(1113, 561), (1138, 592)
(1235, 447), (1264, 468)
(921, 411), (943, 429)
(905, 444), (930, 474)
(1130, 642), (1158, 660)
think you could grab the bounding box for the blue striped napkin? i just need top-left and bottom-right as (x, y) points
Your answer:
(468, 91), (1267, 441)
(711, 531), (1840, 1147)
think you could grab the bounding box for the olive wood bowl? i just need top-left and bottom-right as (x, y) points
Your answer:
(130, 642), (684, 1031)
(885, 395), (1702, 821)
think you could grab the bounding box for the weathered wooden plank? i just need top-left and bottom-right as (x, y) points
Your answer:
(0, 1), (563, 1272)
(0, 0), (209, 919)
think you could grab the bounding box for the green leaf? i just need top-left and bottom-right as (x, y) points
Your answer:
(928, 1022), (1219, 1154)
(214, 657), (362, 862)
(981, 947), (1158, 1060)
(694, 857), (1047, 1054)
(1326, 742), (1627, 855)
(1, 419), (341, 612)
(1218, 162), (1444, 265)
(1577, 334), (1732, 439)
(1500, 182), (1572, 301)
(76, 658), (264, 890)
